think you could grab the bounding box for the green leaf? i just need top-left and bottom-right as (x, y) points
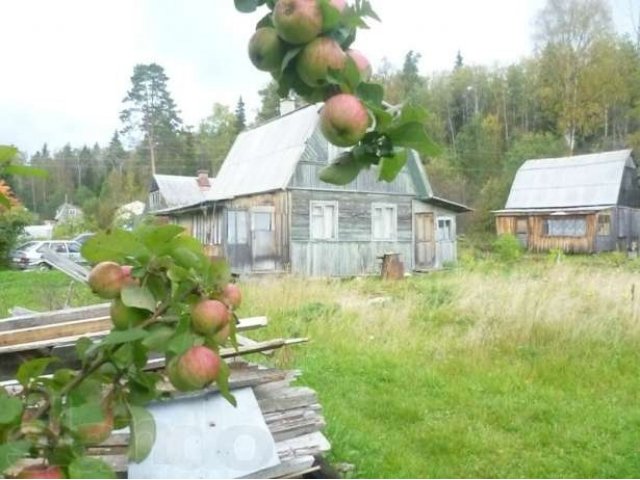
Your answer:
(63, 404), (105, 432)
(168, 234), (207, 271)
(101, 327), (148, 346)
(82, 229), (150, 264)
(16, 357), (59, 387)
(0, 193), (10, 208)
(0, 441), (31, 473)
(202, 257), (231, 290)
(4, 164), (47, 178)
(256, 12), (274, 29)
(319, 152), (364, 185)
(234, 0), (259, 12)
(356, 82), (384, 107)
(75, 337), (94, 365)
(135, 224), (184, 255)
(110, 343), (134, 369)
(386, 122), (440, 156)
(378, 149), (408, 182)
(68, 378), (103, 407)
(343, 57), (362, 91)
(0, 396), (23, 425)
(395, 103), (429, 124)
(142, 326), (175, 352)
(167, 331), (198, 357)
(121, 284), (156, 312)
(69, 456), (116, 479)
(280, 46), (303, 74)
(128, 406), (156, 463)
(216, 361), (237, 407)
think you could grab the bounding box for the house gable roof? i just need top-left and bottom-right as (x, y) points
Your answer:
(503, 149), (634, 211)
(207, 105), (320, 201)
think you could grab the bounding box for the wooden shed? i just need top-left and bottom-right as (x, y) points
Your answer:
(495, 149), (640, 253)
(150, 105), (470, 276)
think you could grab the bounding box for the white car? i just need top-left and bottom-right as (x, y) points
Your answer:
(11, 240), (84, 270)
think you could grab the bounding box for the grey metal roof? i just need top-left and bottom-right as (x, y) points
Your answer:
(153, 174), (213, 208)
(504, 149), (634, 210)
(207, 105), (321, 201)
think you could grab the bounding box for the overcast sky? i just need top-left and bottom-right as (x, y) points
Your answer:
(0, 0), (637, 155)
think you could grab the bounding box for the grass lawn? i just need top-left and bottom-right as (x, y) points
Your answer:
(1, 256), (640, 477)
(0, 270), (100, 317)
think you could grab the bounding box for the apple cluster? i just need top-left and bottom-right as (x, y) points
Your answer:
(247, 0), (373, 147)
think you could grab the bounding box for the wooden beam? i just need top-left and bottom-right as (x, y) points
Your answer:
(0, 317), (269, 355)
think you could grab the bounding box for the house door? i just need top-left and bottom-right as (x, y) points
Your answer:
(436, 217), (456, 265)
(251, 209), (276, 271)
(414, 212), (435, 269)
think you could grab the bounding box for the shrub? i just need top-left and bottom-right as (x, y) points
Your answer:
(492, 234), (524, 263)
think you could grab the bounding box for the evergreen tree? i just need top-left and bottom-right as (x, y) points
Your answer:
(235, 96), (246, 132)
(120, 63), (182, 174)
(256, 81), (281, 124)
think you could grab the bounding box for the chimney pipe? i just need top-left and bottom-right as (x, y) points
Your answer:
(197, 170), (211, 190)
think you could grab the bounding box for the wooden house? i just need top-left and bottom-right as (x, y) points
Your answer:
(54, 202), (83, 224)
(148, 171), (214, 212)
(150, 105), (470, 276)
(494, 149), (640, 253)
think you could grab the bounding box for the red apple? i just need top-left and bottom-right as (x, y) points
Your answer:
(191, 299), (230, 336)
(167, 346), (221, 391)
(320, 93), (370, 147)
(17, 465), (65, 479)
(346, 49), (372, 81)
(273, 0), (323, 44)
(222, 284), (242, 309)
(296, 37), (346, 87)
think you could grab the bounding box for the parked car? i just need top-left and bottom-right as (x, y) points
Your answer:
(72, 232), (94, 245)
(11, 240), (85, 270)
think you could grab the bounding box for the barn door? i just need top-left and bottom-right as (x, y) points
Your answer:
(251, 208), (276, 271)
(414, 212), (435, 270)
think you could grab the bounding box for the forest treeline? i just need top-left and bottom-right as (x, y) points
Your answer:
(6, 0), (640, 233)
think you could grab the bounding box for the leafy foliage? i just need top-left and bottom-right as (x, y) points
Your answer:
(0, 225), (241, 477)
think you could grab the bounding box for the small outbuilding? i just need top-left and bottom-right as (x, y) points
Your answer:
(494, 149), (640, 253)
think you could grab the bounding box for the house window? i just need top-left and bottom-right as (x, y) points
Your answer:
(227, 210), (248, 244)
(371, 203), (397, 240)
(310, 201), (338, 240)
(544, 216), (587, 237)
(597, 213), (611, 236)
(437, 218), (453, 241)
(516, 218), (528, 234)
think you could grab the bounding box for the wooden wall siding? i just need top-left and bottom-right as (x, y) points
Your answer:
(290, 162), (415, 195)
(224, 192), (289, 273)
(290, 241), (413, 276)
(289, 190), (413, 276)
(496, 214), (598, 253)
(290, 190), (413, 242)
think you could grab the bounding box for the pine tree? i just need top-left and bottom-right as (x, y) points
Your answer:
(235, 96), (246, 132)
(120, 63), (182, 174)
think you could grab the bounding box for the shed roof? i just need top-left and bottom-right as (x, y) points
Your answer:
(153, 174), (213, 208)
(504, 149), (634, 211)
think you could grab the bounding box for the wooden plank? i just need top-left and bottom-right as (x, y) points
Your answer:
(236, 334), (274, 356)
(0, 317), (270, 355)
(0, 304), (110, 332)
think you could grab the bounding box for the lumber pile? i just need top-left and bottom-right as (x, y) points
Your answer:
(0, 305), (330, 478)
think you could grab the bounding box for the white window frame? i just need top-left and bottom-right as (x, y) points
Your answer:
(371, 203), (398, 241)
(436, 217), (454, 242)
(227, 210), (249, 245)
(310, 201), (339, 241)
